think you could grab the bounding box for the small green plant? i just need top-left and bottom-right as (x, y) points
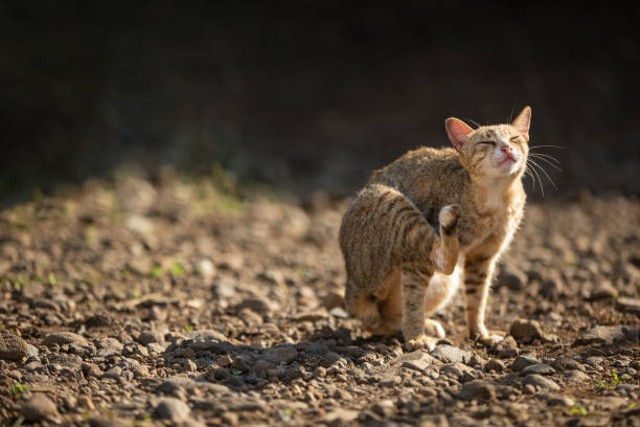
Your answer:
(612, 369), (621, 386)
(569, 404), (588, 416)
(597, 380), (608, 391)
(170, 262), (185, 278)
(47, 273), (58, 286)
(9, 382), (29, 398)
(183, 324), (193, 334)
(150, 266), (163, 279)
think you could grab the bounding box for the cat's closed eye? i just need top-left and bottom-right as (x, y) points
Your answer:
(477, 141), (496, 147)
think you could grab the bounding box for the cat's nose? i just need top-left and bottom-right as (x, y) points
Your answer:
(501, 144), (513, 154)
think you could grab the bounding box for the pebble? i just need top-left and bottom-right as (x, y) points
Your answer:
(484, 359), (505, 373)
(457, 380), (517, 401)
(492, 336), (519, 358)
(396, 351), (441, 372)
(509, 319), (555, 343)
(511, 355), (540, 372)
(520, 363), (556, 376)
(574, 325), (639, 345)
(21, 393), (59, 422)
(551, 357), (585, 372)
(522, 374), (560, 391)
(441, 362), (481, 381)
(542, 393), (575, 407)
(323, 351), (344, 367)
(43, 331), (90, 347)
(321, 409), (360, 424)
(497, 266), (527, 291)
(264, 345), (298, 363)
(615, 297), (640, 316)
(0, 332), (29, 361)
(88, 416), (132, 427)
(589, 281), (618, 300)
(138, 331), (165, 345)
(96, 337), (124, 357)
(235, 298), (271, 315)
(431, 345), (472, 364)
(154, 397), (191, 422)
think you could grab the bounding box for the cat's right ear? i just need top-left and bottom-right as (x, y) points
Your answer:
(445, 118), (474, 151)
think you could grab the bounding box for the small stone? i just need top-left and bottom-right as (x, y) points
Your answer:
(521, 363), (556, 376)
(431, 345), (472, 364)
(615, 297), (640, 316)
(484, 359), (505, 373)
(589, 281), (618, 300)
(88, 416), (131, 427)
(417, 414), (450, 427)
(509, 319), (556, 344)
(236, 298), (271, 315)
(574, 325), (639, 345)
(540, 275), (564, 300)
(322, 292), (344, 310)
(563, 370), (592, 385)
(0, 333), (29, 361)
(21, 393), (59, 422)
(551, 357), (585, 372)
(96, 337), (123, 357)
(329, 306), (349, 318)
(511, 355), (540, 372)
(81, 362), (104, 378)
(457, 380), (517, 401)
(43, 331), (90, 348)
(497, 266), (527, 291)
(264, 345), (298, 363)
(493, 336), (520, 358)
(77, 395), (95, 410)
(321, 409), (360, 424)
(323, 351), (344, 367)
(542, 393), (575, 407)
(138, 331), (165, 345)
(154, 398), (191, 422)
(197, 258), (217, 279)
(522, 374), (560, 391)
(397, 351), (441, 371)
(442, 362), (481, 381)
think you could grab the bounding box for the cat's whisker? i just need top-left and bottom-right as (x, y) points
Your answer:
(528, 158), (558, 191)
(528, 154), (562, 172)
(526, 160), (545, 196)
(528, 152), (561, 164)
(523, 168), (537, 191)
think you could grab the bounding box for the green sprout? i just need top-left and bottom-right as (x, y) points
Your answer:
(150, 266), (163, 279)
(9, 382), (29, 398)
(183, 324), (193, 334)
(569, 404), (588, 416)
(612, 369), (621, 386)
(170, 262), (185, 278)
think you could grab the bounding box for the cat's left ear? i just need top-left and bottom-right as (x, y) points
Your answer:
(445, 117), (474, 151)
(511, 106), (532, 141)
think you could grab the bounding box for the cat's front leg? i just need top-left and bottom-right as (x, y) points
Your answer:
(463, 250), (504, 347)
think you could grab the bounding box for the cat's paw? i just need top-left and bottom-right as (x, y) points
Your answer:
(439, 204), (460, 235)
(404, 335), (439, 352)
(476, 333), (505, 348)
(424, 319), (446, 339)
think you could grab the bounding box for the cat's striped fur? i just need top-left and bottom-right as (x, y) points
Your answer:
(339, 107), (531, 350)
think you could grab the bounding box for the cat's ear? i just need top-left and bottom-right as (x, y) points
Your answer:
(445, 118), (474, 151)
(511, 106), (532, 140)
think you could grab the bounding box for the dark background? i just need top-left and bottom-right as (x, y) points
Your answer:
(2, 1), (639, 205)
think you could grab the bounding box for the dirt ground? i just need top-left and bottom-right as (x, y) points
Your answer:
(1, 173), (639, 426)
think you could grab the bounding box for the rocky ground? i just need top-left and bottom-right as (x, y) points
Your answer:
(0, 172), (639, 426)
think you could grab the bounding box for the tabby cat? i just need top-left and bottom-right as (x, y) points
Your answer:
(339, 107), (531, 350)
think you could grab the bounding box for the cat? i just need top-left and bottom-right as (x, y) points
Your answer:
(339, 106), (531, 350)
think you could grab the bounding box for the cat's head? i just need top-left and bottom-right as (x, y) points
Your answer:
(445, 107), (531, 180)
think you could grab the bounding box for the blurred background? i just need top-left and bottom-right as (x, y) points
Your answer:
(1, 1), (639, 206)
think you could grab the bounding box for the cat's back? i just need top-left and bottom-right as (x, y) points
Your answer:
(369, 146), (465, 198)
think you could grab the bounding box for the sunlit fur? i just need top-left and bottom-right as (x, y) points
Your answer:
(339, 107), (531, 350)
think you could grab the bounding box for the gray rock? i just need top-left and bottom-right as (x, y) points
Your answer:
(511, 355), (540, 372)
(574, 325), (639, 345)
(521, 363), (556, 376)
(320, 409), (360, 424)
(264, 345), (298, 363)
(323, 351), (344, 367)
(138, 331), (165, 345)
(616, 297), (640, 316)
(442, 362), (481, 382)
(154, 397), (191, 422)
(431, 345), (472, 364)
(484, 359), (505, 373)
(0, 333), (28, 361)
(43, 331), (90, 347)
(589, 281), (618, 300)
(551, 357), (585, 372)
(396, 351), (441, 371)
(542, 393), (575, 407)
(522, 374), (560, 391)
(493, 336), (520, 358)
(21, 393), (59, 422)
(88, 416), (132, 427)
(457, 380), (517, 401)
(509, 319), (556, 343)
(96, 337), (124, 357)
(563, 370), (592, 385)
(498, 266), (527, 290)
(235, 298), (271, 314)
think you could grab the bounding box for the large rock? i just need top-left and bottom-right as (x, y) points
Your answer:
(154, 398), (191, 422)
(574, 325), (639, 346)
(509, 319), (556, 344)
(431, 345), (473, 364)
(21, 393), (59, 423)
(0, 333), (28, 361)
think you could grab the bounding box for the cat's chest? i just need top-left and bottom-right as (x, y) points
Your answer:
(460, 204), (522, 248)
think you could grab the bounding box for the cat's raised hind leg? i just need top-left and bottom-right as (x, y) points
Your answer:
(430, 204), (460, 275)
